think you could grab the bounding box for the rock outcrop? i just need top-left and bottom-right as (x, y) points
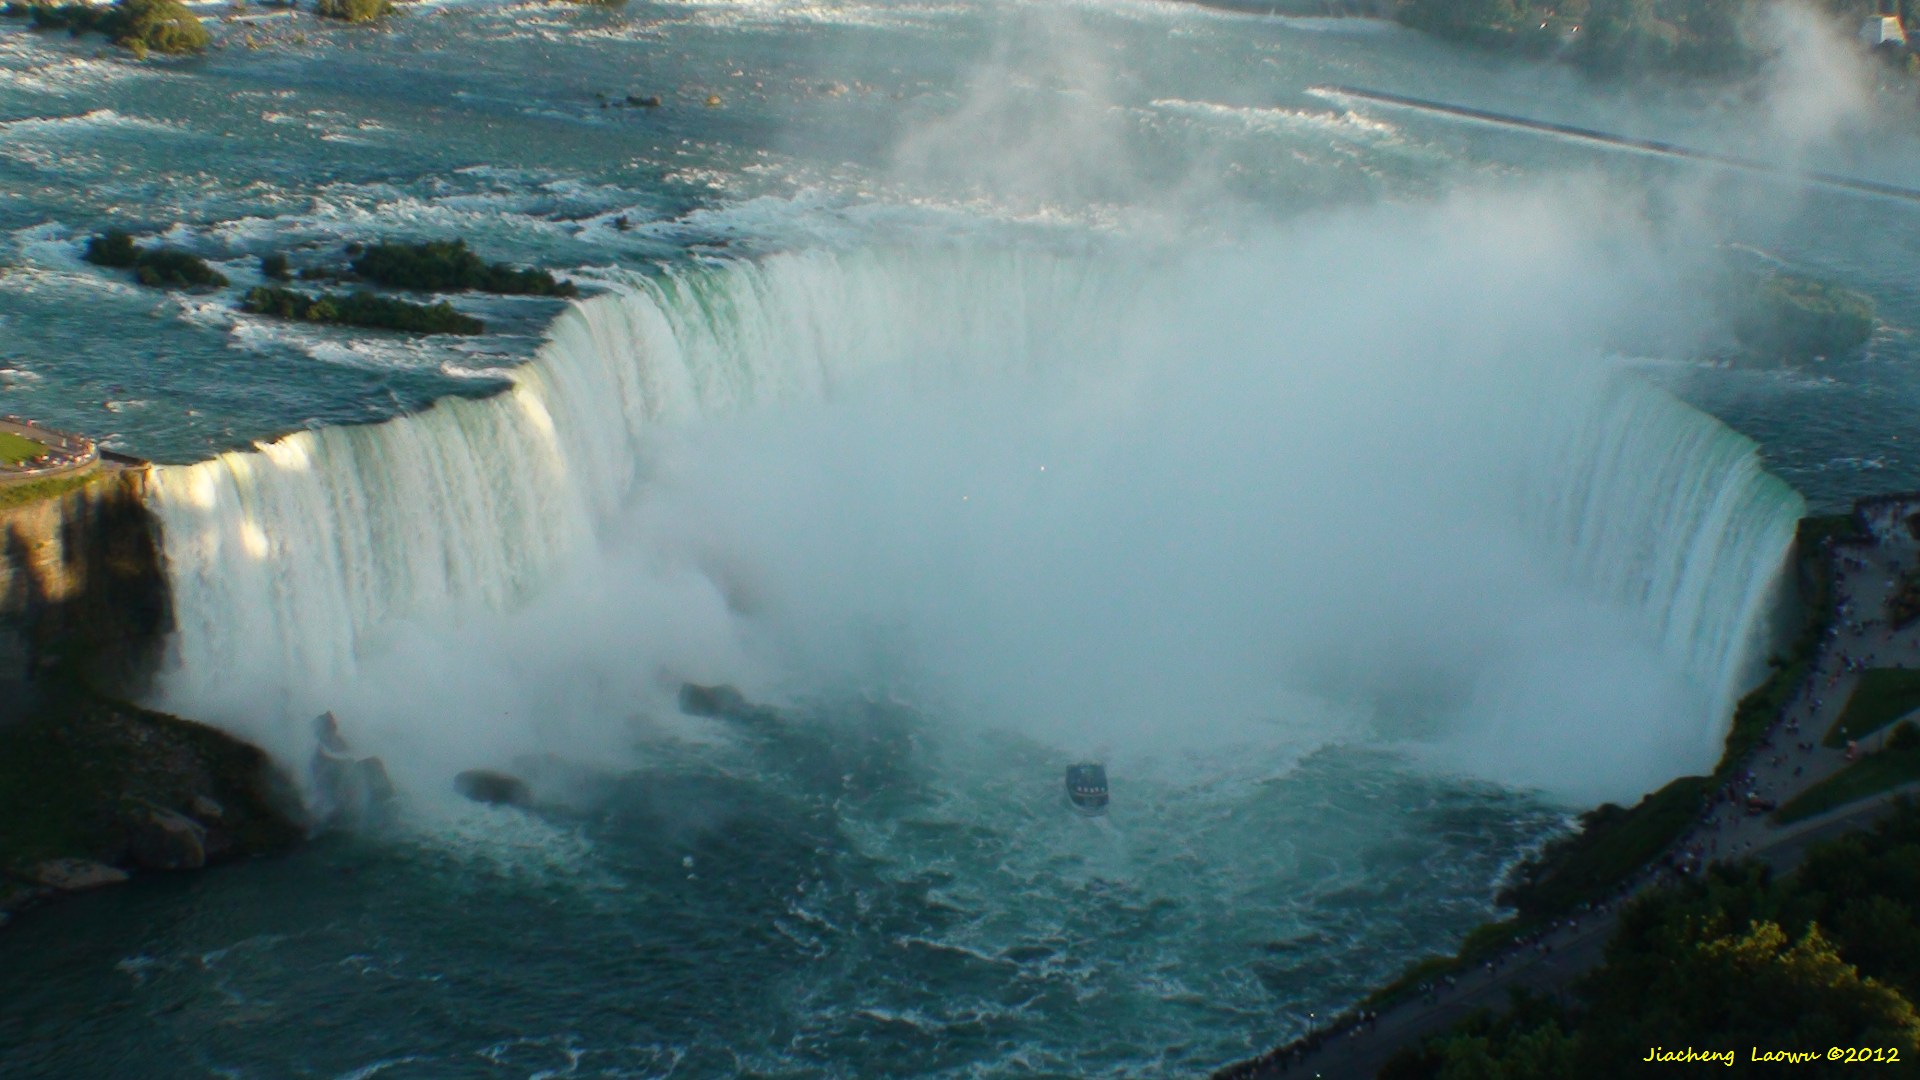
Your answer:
(128, 807), (209, 871)
(309, 712), (396, 829)
(0, 466), (171, 722)
(678, 682), (778, 725)
(454, 769), (534, 808)
(0, 696), (303, 927)
(29, 858), (130, 892)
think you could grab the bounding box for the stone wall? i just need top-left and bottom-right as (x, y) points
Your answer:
(0, 469), (172, 721)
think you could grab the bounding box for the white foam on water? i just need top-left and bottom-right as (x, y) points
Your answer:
(0, 106), (189, 138)
(0, 34), (158, 95)
(1151, 97), (1401, 143)
(644, 0), (965, 32)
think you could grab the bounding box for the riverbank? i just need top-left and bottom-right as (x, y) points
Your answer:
(1215, 494), (1920, 1077)
(1393, 0), (1913, 82)
(1231, 791), (1920, 1077)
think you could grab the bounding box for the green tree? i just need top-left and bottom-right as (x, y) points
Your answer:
(1582, 919), (1920, 1064)
(1431, 1022), (1581, 1080)
(1398, 0), (1529, 41)
(82, 229), (139, 269)
(313, 0), (391, 23)
(100, 0), (209, 55)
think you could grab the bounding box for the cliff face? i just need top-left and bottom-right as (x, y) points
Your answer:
(0, 472), (300, 926)
(0, 469), (172, 717)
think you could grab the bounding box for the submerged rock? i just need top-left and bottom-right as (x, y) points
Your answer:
(310, 712), (397, 829)
(128, 808), (207, 871)
(0, 879), (52, 924)
(30, 859), (129, 892)
(678, 682), (777, 724)
(679, 682), (747, 718)
(454, 769), (533, 808)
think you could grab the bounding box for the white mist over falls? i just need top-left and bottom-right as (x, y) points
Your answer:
(147, 187), (1803, 808)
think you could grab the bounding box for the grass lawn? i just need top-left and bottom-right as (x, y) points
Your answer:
(0, 429), (47, 466)
(0, 469), (96, 511)
(1777, 746), (1920, 824)
(1823, 668), (1920, 747)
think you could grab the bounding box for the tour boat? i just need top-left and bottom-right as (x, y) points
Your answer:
(1065, 762), (1110, 815)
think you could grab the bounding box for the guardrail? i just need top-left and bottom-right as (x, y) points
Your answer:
(0, 416), (99, 483)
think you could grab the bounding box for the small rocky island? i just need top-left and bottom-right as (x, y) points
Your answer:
(77, 229), (583, 337)
(1728, 270), (1877, 364)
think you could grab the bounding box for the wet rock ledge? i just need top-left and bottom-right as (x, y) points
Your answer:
(0, 697), (304, 927)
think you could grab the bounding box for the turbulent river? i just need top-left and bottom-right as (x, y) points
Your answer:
(2, 1), (1918, 1075)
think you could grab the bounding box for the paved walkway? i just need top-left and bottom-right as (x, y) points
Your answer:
(0, 417), (97, 487)
(1217, 510), (1920, 1079)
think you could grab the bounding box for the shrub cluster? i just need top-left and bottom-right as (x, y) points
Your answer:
(83, 229), (228, 289)
(242, 285), (485, 335)
(5, 0), (208, 56)
(313, 0), (391, 23)
(349, 239), (578, 297)
(1494, 775), (1709, 920)
(81, 230), (139, 268)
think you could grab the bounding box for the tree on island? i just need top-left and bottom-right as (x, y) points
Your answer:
(3, 0), (210, 57)
(242, 284), (486, 335)
(83, 229), (228, 289)
(313, 0), (392, 23)
(349, 239), (579, 297)
(107, 0), (208, 56)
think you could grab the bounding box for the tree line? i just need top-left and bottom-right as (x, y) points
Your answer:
(1396, 0), (1908, 76)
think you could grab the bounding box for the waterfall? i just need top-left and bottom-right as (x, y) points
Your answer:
(145, 244), (1805, 783)
(1520, 375), (1805, 723)
(147, 247), (1147, 743)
